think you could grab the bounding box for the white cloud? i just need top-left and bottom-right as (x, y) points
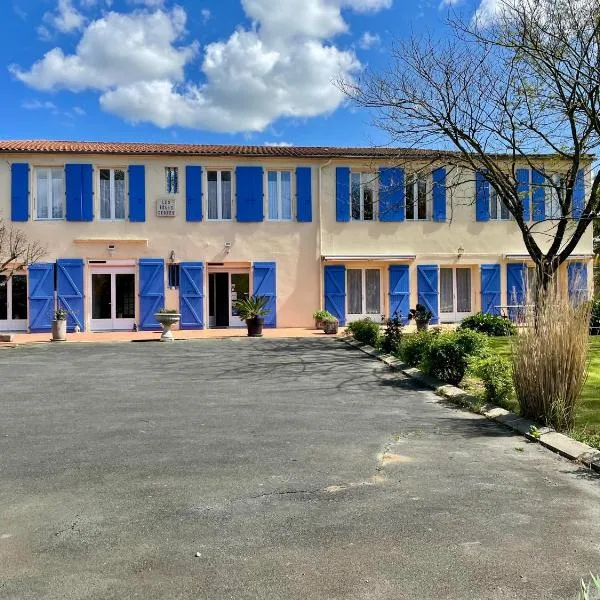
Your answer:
(439, 0), (461, 7)
(201, 8), (210, 23)
(12, 0), (393, 132)
(22, 99), (58, 111)
(264, 141), (293, 147)
(473, 0), (502, 25)
(44, 0), (86, 35)
(359, 31), (380, 49)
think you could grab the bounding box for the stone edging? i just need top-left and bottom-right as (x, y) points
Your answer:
(341, 336), (600, 475)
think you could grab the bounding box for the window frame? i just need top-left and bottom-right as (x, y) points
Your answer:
(98, 166), (127, 221)
(165, 166), (179, 195)
(266, 169), (293, 221)
(34, 166), (65, 221)
(206, 169), (233, 221)
(350, 171), (376, 222)
(405, 172), (431, 221)
(346, 267), (383, 323)
(489, 184), (511, 221)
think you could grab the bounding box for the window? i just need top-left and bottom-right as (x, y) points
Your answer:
(405, 174), (428, 220)
(547, 173), (564, 219)
(268, 171), (292, 220)
(0, 274), (27, 322)
(347, 268), (381, 319)
(207, 170), (232, 220)
(351, 172), (375, 221)
(165, 167), (179, 194)
(490, 185), (510, 220)
(100, 168), (126, 220)
(35, 167), (64, 219)
(168, 264), (180, 289)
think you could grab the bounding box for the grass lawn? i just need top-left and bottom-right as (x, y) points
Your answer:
(483, 337), (600, 447)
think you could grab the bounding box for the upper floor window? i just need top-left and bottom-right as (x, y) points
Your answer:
(490, 185), (510, 220)
(207, 170), (232, 220)
(100, 168), (126, 220)
(351, 172), (375, 221)
(268, 170), (292, 220)
(165, 167), (179, 194)
(547, 173), (564, 219)
(405, 174), (428, 220)
(35, 167), (64, 220)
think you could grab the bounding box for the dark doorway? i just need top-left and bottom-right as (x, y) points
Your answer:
(209, 272), (230, 327)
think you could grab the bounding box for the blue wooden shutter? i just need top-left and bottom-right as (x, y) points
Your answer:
(66, 164), (93, 221)
(532, 169), (545, 221)
(475, 170), (490, 221)
(324, 265), (346, 325)
(57, 259), (85, 332)
(568, 262), (588, 304)
(28, 262), (55, 333)
(11, 163), (29, 222)
(128, 165), (146, 222)
(417, 265), (439, 324)
(572, 169), (585, 220)
(139, 258), (165, 330)
(516, 168), (530, 221)
(185, 166), (203, 222)
(179, 262), (204, 329)
(336, 167), (350, 222)
(389, 265), (410, 323)
(480, 264), (501, 315)
(236, 166), (264, 222)
(379, 168), (405, 222)
(506, 262), (526, 320)
(253, 262), (276, 327)
(432, 167), (446, 222)
(296, 167), (312, 222)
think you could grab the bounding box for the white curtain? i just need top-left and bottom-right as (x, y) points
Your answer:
(36, 169), (48, 219)
(456, 268), (471, 312)
(221, 171), (232, 219)
(347, 269), (362, 314)
(281, 171), (291, 220)
(114, 170), (125, 219)
(207, 171), (218, 219)
(268, 171), (279, 219)
(365, 269), (380, 314)
(440, 268), (453, 313)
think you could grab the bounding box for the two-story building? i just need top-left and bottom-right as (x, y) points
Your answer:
(0, 140), (592, 333)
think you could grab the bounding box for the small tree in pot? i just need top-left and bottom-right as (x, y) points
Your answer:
(233, 295), (269, 337)
(52, 308), (68, 342)
(408, 304), (433, 332)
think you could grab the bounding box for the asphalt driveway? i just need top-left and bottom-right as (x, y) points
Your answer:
(1, 338), (599, 599)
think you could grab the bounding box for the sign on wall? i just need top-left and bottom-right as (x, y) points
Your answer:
(157, 198), (176, 217)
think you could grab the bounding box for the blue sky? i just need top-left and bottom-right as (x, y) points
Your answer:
(2, 0), (492, 147)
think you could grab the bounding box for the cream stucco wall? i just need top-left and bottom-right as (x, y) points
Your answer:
(0, 151), (593, 330)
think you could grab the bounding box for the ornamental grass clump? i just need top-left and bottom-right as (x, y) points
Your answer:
(511, 279), (590, 432)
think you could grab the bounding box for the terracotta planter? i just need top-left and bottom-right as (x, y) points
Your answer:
(52, 319), (67, 342)
(246, 316), (264, 337)
(154, 312), (181, 342)
(323, 320), (338, 334)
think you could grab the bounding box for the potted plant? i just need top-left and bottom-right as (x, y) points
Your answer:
(313, 309), (335, 330)
(233, 295), (269, 337)
(52, 307), (68, 342)
(408, 303), (433, 331)
(154, 308), (181, 342)
(322, 316), (339, 335)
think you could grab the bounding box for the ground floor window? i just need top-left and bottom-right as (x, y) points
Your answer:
(440, 267), (472, 322)
(0, 274), (28, 330)
(347, 268), (381, 321)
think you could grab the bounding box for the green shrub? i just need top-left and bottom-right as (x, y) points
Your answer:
(346, 318), (381, 347)
(589, 299), (600, 335)
(469, 355), (514, 408)
(459, 312), (516, 336)
(399, 330), (437, 366)
(313, 309), (335, 321)
(421, 329), (489, 385)
(380, 314), (403, 354)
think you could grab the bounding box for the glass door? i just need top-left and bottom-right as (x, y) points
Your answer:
(230, 273), (250, 327)
(440, 267), (472, 322)
(91, 269), (135, 331)
(346, 268), (383, 323)
(0, 274), (28, 331)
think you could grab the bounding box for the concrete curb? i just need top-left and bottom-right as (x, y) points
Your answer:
(340, 336), (600, 475)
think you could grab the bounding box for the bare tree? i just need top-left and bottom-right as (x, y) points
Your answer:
(0, 220), (45, 285)
(341, 0), (600, 293)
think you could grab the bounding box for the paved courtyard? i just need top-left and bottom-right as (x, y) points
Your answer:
(1, 338), (599, 599)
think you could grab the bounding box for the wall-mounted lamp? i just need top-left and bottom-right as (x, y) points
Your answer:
(169, 250), (176, 263)
(457, 246), (464, 259)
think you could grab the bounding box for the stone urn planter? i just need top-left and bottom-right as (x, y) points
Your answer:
(323, 319), (339, 335)
(154, 311), (181, 342)
(52, 308), (68, 342)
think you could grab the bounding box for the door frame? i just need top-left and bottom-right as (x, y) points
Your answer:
(439, 266), (473, 323)
(0, 273), (28, 332)
(89, 265), (136, 331)
(345, 267), (384, 324)
(207, 267), (251, 328)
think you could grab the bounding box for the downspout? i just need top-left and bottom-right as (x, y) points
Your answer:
(318, 159), (333, 310)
